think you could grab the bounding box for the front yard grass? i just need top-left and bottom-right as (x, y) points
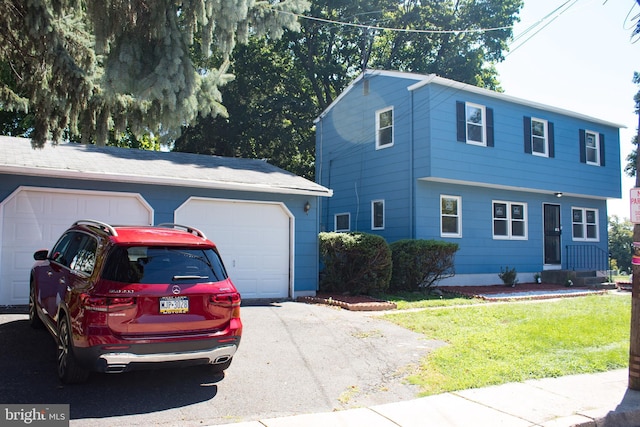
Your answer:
(374, 290), (484, 310)
(383, 294), (630, 396)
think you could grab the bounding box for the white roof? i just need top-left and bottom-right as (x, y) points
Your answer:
(0, 136), (332, 197)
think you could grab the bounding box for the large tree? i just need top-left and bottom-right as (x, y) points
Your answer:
(176, 0), (523, 178)
(0, 0), (309, 148)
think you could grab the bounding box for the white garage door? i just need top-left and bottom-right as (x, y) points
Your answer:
(175, 198), (292, 299)
(0, 187), (152, 305)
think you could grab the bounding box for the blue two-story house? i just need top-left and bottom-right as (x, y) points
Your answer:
(315, 70), (623, 285)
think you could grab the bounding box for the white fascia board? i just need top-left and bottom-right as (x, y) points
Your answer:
(3, 166), (334, 198)
(408, 76), (626, 129)
(418, 176), (610, 201)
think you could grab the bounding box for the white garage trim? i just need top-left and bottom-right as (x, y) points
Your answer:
(0, 186), (153, 305)
(175, 197), (294, 299)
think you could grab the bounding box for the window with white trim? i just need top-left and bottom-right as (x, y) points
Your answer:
(371, 200), (385, 230)
(531, 118), (548, 156)
(375, 107), (393, 149)
(465, 103), (486, 146)
(440, 195), (461, 237)
(572, 208), (599, 241)
(584, 131), (600, 165)
(492, 201), (527, 240)
(334, 213), (350, 232)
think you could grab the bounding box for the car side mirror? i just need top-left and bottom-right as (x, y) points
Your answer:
(33, 250), (49, 261)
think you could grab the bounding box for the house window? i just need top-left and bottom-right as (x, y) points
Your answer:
(372, 200), (385, 230)
(440, 195), (461, 238)
(334, 213), (350, 232)
(579, 129), (605, 166)
(493, 201), (527, 240)
(456, 101), (494, 147)
(524, 117), (555, 158)
(531, 118), (548, 156)
(466, 103), (485, 145)
(572, 208), (598, 241)
(585, 131), (600, 165)
(376, 107), (393, 149)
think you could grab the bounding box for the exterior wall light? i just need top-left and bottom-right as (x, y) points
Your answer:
(304, 201), (311, 214)
(554, 192), (563, 198)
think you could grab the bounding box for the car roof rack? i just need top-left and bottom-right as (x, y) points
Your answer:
(156, 223), (207, 239)
(73, 219), (118, 236)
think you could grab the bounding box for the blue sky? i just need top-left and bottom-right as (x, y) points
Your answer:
(494, 0), (639, 220)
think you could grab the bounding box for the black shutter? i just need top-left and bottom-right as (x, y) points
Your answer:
(599, 133), (605, 166)
(523, 117), (532, 154)
(486, 107), (494, 147)
(548, 122), (555, 158)
(579, 129), (586, 163)
(456, 101), (466, 142)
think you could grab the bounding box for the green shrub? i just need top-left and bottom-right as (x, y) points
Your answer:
(389, 239), (459, 292)
(319, 232), (392, 295)
(498, 266), (518, 286)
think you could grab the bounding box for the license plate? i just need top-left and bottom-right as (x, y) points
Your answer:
(160, 296), (189, 314)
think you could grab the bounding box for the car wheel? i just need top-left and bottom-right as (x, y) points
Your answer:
(28, 282), (43, 329)
(209, 357), (233, 373)
(57, 316), (89, 384)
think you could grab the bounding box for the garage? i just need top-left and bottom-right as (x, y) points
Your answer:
(0, 136), (332, 305)
(175, 197), (292, 299)
(0, 187), (153, 305)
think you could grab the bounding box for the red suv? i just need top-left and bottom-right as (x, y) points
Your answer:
(29, 220), (242, 383)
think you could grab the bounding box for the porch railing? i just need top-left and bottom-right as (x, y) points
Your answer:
(564, 244), (609, 272)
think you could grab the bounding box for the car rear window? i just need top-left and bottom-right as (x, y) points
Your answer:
(102, 246), (229, 284)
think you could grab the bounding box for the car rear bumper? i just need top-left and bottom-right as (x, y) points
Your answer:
(99, 344), (237, 373)
(75, 336), (240, 373)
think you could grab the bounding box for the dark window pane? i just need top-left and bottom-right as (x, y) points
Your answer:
(494, 220), (508, 236)
(512, 221), (525, 237)
(494, 203), (507, 219)
(573, 224), (584, 238)
(442, 217), (458, 234)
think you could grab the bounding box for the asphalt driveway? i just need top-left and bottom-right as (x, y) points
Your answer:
(0, 301), (443, 426)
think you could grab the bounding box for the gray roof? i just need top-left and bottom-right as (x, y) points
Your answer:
(0, 136), (332, 197)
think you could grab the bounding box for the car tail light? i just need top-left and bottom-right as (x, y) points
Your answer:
(209, 292), (241, 318)
(84, 295), (135, 312)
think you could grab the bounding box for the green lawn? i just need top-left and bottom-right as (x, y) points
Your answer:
(374, 291), (484, 310)
(383, 294), (631, 396)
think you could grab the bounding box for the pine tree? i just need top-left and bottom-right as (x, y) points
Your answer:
(0, 0), (309, 147)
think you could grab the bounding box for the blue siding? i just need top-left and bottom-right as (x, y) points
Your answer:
(421, 82), (621, 199)
(316, 71), (621, 284)
(0, 174), (319, 294)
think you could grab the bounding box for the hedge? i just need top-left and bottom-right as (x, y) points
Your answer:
(319, 232), (392, 295)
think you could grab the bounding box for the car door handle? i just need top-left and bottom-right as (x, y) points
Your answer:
(66, 286), (72, 292)
(47, 271), (53, 277)
(59, 278), (65, 285)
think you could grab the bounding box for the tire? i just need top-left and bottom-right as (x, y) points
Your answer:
(28, 282), (43, 329)
(57, 316), (90, 384)
(209, 357), (232, 374)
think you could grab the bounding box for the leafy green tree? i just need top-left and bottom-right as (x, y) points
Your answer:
(174, 38), (317, 178)
(369, 0), (523, 90)
(176, 0), (523, 177)
(609, 215), (633, 273)
(0, 0), (309, 148)
(624, 72), (640, 177)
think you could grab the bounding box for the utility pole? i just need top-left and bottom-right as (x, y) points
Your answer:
(630, 100), (640, 390)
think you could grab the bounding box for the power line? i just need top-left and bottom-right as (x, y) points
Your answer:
(272, 9), (516, 35)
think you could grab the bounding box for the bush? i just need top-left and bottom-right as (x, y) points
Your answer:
(498, 266), (518, 286)
(389, 239), (459, 292)
(319, 232), (392, 295)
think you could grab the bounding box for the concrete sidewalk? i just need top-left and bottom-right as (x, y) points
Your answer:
(216, 369), (640, 427)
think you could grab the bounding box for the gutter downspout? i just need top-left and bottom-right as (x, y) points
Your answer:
(409, 88), (415, 239)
